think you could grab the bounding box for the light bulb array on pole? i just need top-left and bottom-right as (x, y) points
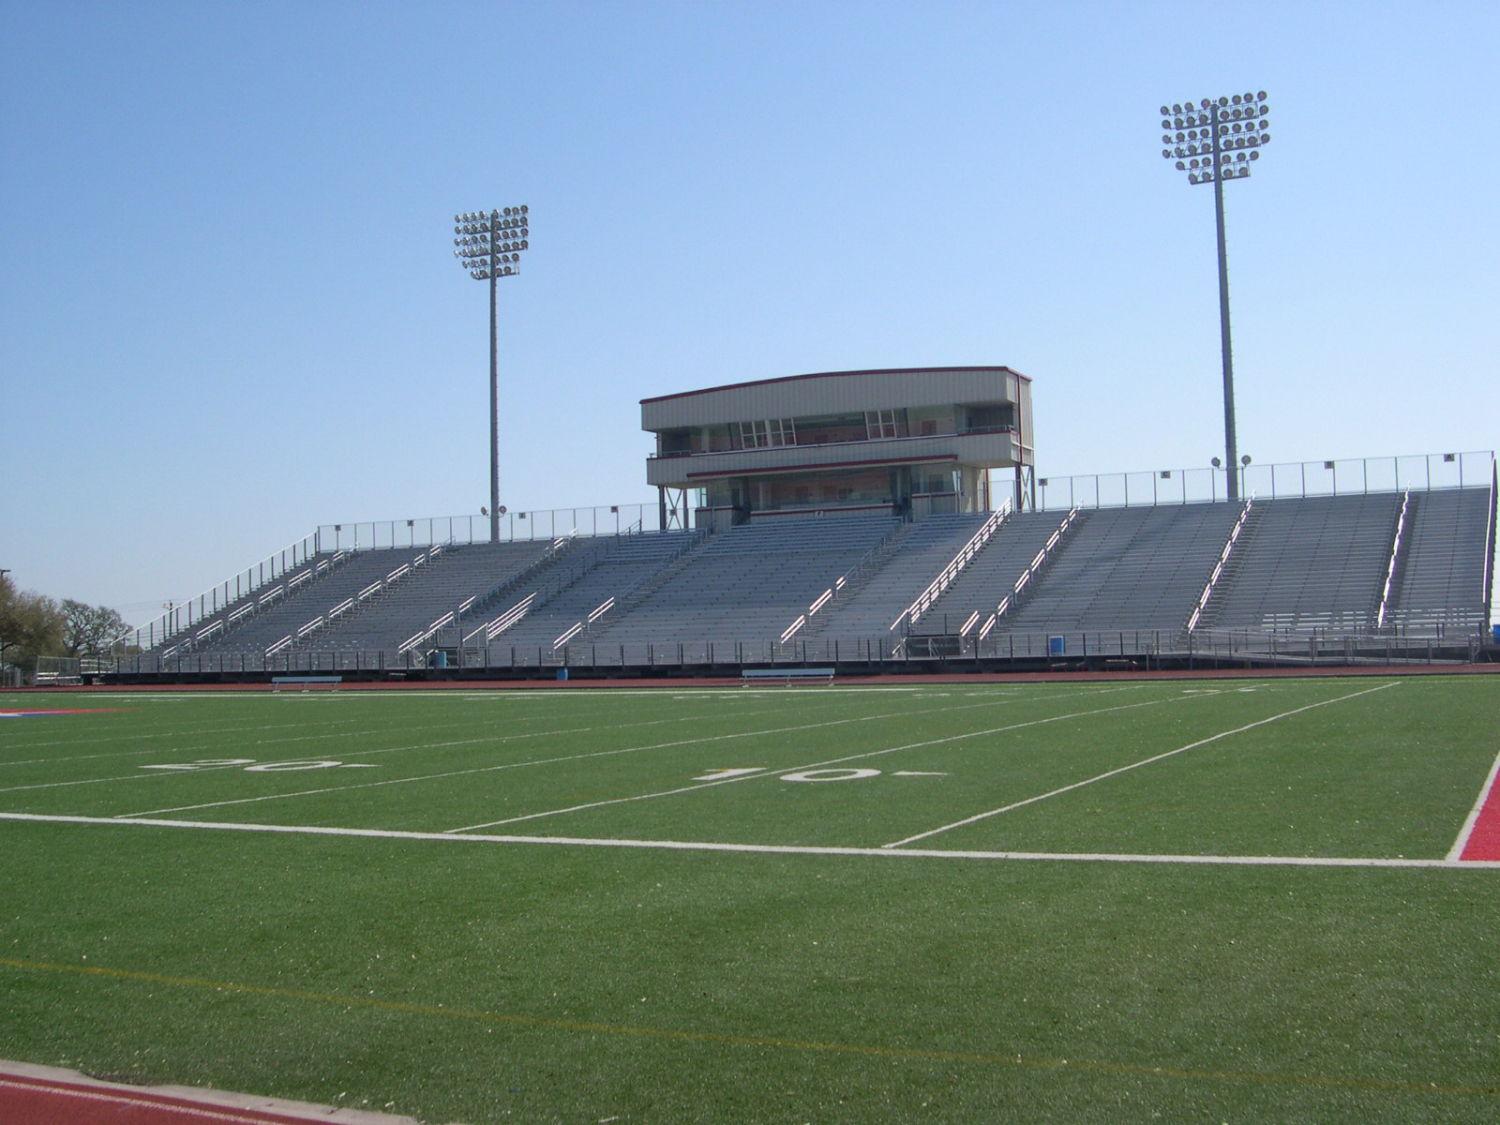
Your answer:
(1159, 91), (1271, 503)
(452, 205), (530, 543)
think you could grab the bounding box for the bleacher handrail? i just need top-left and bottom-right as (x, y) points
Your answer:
(475, 592), (539, 642)
(397, 594), (483, 654)
(1187, 496), (1255, 633)
(296, 546), (442, 652)
(1483, 455), (1496, 619)
(984, 508), (1081, 632)
(891, 504), (1012, 631)
(1375, 490), (1411, 629)
(117, 528), (325, 652)
(457, 534), (587, 643)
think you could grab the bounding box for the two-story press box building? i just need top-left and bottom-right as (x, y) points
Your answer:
(641, 366), (1035, 531)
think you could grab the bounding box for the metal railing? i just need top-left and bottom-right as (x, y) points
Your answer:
(778, 520), (911, 643)
(101, 620), (1491, 680)
(266, 546), (443, 657)
(891, 504), (1013, 631)
(316, 503), (660, 553)
(1035, 450), (1494, 512)
(118, 530), (325, 652)
(1187, 496), (1255, 633)
(977, 508), (1080, 637)
(1375, 490), (1411, 629)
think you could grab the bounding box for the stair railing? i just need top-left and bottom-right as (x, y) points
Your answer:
(1375, 490), (1411, 629)
(115, 529), (327, 652)
(268, 545), (442, 657)
(1186, 497), (1254, 633)
(889, 504), (1012, 632)
(398, 594), (480, 654)
(981, 507), (1081, 634)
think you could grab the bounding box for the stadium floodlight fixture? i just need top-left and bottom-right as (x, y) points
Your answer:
(451, 204), (530, 543)
(1159, 90), (1271, 503)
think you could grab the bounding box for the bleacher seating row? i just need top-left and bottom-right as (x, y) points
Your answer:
(146, 487), (1494, 660)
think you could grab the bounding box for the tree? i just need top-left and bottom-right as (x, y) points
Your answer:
(62, 599), (130, 657)
(0, 576), (66, 673)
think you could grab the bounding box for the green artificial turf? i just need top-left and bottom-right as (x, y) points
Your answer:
(1, 676), (1497, 1121)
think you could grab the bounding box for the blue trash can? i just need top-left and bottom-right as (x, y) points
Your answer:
(1048, 635), (1066, 657)
(557, 668), (570, 681)
(1492, 624), (1500, 646)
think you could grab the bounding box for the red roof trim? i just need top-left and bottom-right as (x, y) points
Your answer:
(683, 453), (958, 481)
(641, 366), (1030, 406)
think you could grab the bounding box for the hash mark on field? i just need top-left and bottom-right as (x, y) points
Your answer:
(883, 681), (1400, 849)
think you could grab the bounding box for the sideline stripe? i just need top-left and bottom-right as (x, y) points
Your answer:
(884, 682), (1400, 849)
(1449, 746), (1500, 861)
(1, 812), (1495, 869)
(1, 956), (1496, 1100)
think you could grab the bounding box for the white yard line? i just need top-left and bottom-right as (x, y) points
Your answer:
(1, 700), (829, 802)
(1446, 745), (1500, 862)
(883, 681), (1400, 849)
(445, 687), (1171, 833)
(1, 810), (1493, 870)
(110, 689), (1117, 820)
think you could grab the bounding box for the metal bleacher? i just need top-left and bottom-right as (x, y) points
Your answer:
(1196, 493), (1404, 634)
(301, 539), (554, 652)
(482, 531), (705, 650)
(1000, 501), (1243, 635)
(1386, 488), (1492, 633)
(900, 511), (1070, 635)
(802, 513), (988, 638)
(191, 548), (431, 655)
(133, 470), (1492, 675)
(589, 515), (899, 646)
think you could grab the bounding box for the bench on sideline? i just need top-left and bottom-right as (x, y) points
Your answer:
(271, 675), (343, 692)
(741, 666), (835, 686)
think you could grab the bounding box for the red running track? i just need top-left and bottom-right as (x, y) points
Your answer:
(0, 1063), (413, 1124)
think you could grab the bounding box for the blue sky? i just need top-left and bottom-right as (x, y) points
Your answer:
(2, 1), (1496, 622)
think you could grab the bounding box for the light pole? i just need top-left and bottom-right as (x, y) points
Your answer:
(453, 205), (530, 543)
(1159, 91), (1271, 502)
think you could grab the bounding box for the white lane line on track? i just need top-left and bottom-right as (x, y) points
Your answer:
(1447, 744), (1500, 862)
(0, 810), (1493, 870)
(108, 688), (1126, 820)
(444, 687), (1172, 833)
(883, 681), (1401, 849)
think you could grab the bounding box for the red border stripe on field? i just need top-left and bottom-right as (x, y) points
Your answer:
(1455, 751), (1500, 862)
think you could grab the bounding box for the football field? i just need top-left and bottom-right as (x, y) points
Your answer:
(2, 675), (1497, 1120)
